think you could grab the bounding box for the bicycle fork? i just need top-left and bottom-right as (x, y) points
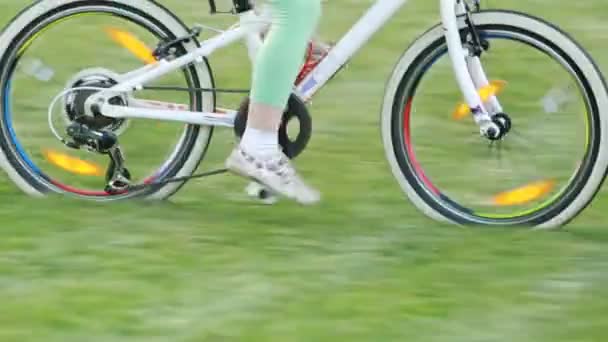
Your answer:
(441, 0), (506, 140)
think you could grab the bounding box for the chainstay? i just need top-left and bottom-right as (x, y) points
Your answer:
(142, 85), (249, 94)
(124, 168), (228, 192)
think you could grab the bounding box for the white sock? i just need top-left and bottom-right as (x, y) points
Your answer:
(240, 127), (279, 157)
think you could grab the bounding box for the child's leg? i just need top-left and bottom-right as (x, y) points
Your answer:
(226, 0), (323, 205)
(240, 0), (321, 156)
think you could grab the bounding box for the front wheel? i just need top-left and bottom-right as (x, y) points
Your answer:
(381, 10), (608, 229)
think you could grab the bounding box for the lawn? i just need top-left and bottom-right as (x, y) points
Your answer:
(1, 0), (608, 341)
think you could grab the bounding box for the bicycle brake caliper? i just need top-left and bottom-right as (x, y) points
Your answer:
(153, 26), (202, 60)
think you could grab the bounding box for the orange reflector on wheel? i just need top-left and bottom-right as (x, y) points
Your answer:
(492, 179), (555, 206)
(453, 80), (507, 120)
(43, 149), (104, 177)
(104, 27), (156, 64)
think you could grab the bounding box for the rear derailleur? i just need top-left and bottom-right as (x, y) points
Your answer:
(65, 122), (131, 194)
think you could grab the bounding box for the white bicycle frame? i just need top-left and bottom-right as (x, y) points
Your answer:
(90, 0), (500, 132)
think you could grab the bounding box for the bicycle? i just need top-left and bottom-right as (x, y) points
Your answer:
(0, 0), (606, 228)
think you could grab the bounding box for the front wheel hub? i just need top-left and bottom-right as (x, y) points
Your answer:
(493, 112), (512, 134)
(482, 113), (512, 141)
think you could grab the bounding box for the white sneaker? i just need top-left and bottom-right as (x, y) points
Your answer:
(226, 147), (321, 205)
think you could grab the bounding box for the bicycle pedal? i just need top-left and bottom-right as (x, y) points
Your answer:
(245, 182), (278, 205)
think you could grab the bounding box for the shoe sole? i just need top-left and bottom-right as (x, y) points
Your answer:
(226, 158), (318, 205)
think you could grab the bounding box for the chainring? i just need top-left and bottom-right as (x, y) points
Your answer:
(234, 94), (312, 159)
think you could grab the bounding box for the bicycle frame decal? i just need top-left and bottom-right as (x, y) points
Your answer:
(295, 0), (407, 100)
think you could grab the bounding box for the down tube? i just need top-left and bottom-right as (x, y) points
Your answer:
(296, 0), (408, 100)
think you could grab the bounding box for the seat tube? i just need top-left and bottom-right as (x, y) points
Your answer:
(237, 1), (266, 63)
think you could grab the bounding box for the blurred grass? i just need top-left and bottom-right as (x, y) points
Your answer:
(1, 0), (608, 341)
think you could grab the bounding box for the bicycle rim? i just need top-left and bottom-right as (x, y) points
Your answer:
(390, 23), (601, 226)
(0, 4), (209, 200)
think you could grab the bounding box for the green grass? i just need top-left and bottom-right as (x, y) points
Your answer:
(2, 0), (608, 341)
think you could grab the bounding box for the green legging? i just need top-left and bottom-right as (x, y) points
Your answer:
(250, 0), (321, 108)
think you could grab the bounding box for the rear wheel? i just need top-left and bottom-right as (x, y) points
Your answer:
(381, 11), (608, 228)
(0, 0), (215, 200)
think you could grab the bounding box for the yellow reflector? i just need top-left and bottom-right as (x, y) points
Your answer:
(453, 80), (507, 120)
(104, 27), (156, 64)
(43, 149), (103, 177)
(492, 180), (555, 206)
